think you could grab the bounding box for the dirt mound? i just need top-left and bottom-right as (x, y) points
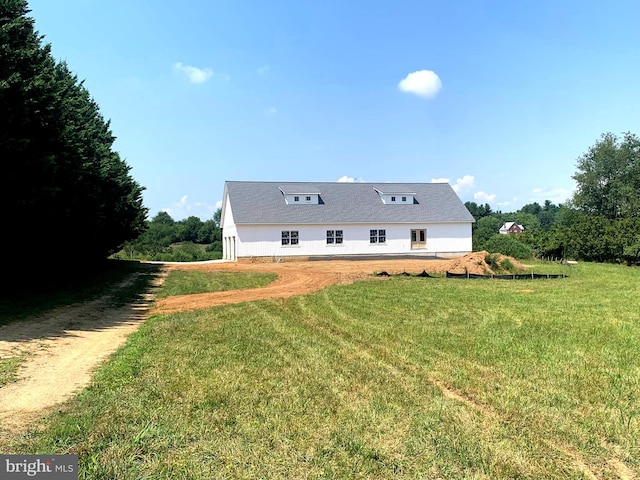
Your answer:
(434, 251), (524, 275)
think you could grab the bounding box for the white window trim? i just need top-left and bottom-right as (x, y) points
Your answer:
(369, 229), (386, 244)
(326, 229), (344, 246)
(281, 230), (300, 247)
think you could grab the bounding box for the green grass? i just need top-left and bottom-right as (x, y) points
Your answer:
(4, 262), (640, 478)
(156, 270), (278, 298)
(0, 355), (24, 387)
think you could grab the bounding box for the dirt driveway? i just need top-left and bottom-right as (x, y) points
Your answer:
(0, 255), (484, 442)
(154, 255), (492, 314)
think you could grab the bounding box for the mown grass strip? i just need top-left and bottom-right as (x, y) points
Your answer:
(4, 262), (639, 479)
(156, 270), (278, 298)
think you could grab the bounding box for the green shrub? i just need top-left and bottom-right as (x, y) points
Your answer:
(152, 252), (174, 262)
(485, 253), (500, 272)
(206, 240), (222, 253)
(483, 234), (533, 259)
(500, 258), (517, 273)
(171, 248), (195, 262)
(484, 253), (519, 274)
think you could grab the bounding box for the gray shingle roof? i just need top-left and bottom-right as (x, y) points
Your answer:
(224, 181), (475, 225)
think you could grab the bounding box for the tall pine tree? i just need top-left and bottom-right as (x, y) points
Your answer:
(0, 0), (147, 272)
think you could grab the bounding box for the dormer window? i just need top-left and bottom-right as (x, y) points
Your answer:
(280, 185), (322, 204)
(374, 188), (416, 205)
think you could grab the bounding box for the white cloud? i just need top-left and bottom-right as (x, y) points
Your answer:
(398, 70), (442, 98)
(215, 200), (223, 209)
(452, 175), (474, 193)
(173, 62), (213, 84)
(530, 187), (573, 205)
(338, 176), (355, 183)
(257, 64), (271, 76)
(337, 176), (366, 183)
(474, 191), (497, 203)
(432, 175), (474, 193)
(162, 195), (217, 220)
(264, 107), (278, 117)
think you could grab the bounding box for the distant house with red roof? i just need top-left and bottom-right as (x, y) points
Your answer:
(499, 222), (524, 234)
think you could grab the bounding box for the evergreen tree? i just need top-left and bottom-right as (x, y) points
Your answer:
(0, 0), (147, 271)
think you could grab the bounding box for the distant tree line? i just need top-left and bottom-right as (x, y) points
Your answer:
(467, 131), (640, 264)
(114, 210), (223, 262)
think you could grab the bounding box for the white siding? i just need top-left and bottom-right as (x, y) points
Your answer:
(233, 223), (471, 258)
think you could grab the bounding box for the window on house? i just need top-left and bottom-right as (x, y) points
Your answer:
(327, 230), (344, 245)
(306, 196), (311, 202)
(294, 196), (299, 202)
(402, 196), (407, 202)
(391, 196), (396, 202)
(370, 229), (386, 244)
(282, 230), (299, 245)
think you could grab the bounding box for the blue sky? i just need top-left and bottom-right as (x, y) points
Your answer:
(28, 0), (640, 220)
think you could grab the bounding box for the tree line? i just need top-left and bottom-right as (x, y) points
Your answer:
(114, 210), (223, 262)
(466, 132), (640, 264)
(2, 1), (146, 277)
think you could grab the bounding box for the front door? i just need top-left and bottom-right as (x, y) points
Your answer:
(410, 229), (426, 249)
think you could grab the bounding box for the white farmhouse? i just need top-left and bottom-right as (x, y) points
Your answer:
(221, 181), (474, 261)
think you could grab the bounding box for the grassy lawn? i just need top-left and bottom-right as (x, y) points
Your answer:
(5, 262), (640, 478)
(157, 270), (278, 298)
